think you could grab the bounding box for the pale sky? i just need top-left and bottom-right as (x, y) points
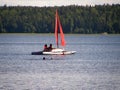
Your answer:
(0, 0), (120, 7)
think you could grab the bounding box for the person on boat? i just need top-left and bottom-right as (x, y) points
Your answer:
(43, 44), (48, 51)
(48, 44), (53, 51)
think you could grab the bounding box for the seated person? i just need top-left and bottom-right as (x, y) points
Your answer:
(43, 44), (48, 51)
(48, 44), (52, 51)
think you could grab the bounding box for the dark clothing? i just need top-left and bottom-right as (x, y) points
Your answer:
(48, 44), (52, 51)
(43, 44), (53, 52)
(43, 44), (48, 51)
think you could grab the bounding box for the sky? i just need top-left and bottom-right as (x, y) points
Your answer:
(0, 0), (120, 7)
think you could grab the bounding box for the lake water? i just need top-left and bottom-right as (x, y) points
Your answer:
(0, 34), (120, 90)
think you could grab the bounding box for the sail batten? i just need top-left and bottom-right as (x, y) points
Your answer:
(55, 10), (66, 47)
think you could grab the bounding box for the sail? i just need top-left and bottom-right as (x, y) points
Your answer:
(57, 14), (66, 46)
(55, 10), (66, 47)
(55, 10), (58, 47)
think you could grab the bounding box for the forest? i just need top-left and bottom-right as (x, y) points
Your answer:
(0, 4), (120, 34)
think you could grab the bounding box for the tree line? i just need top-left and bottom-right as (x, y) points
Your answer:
(0, 4), (120, 34)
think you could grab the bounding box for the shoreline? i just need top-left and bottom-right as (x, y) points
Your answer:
(0, 33), (120, 36)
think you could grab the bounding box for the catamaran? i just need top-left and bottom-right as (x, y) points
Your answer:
(31, 10), (76, 55)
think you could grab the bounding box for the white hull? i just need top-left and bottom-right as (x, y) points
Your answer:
(43, 48), (76, 55)
(43, 51), (76, 55)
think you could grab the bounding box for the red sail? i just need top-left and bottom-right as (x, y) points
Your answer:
(57, 15), (66, 46)
(55, 10), (58, 47)
(55, 10), (66, 47)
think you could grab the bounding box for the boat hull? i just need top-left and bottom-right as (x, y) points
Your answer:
(31, 51), (43, 55)
(43, 51), (76, 55)
(31, 48), (76, 55)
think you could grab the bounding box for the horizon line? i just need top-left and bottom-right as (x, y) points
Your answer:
(0, 3), (119, 7)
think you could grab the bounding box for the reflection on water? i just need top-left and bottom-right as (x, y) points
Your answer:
(0, 34), (120, 90)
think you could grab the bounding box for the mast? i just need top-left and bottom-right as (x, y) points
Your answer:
(55, 10), (59, 48)
(55, 10), (66, 48)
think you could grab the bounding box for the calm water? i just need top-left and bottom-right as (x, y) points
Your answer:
(0, 34), (120, 90)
